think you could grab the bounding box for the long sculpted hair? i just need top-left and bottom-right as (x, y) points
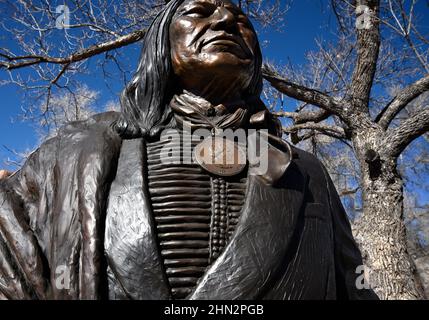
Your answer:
(115, 0), (265, 139)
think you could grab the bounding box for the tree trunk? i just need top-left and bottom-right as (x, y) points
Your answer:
(352, 131), (424, 299)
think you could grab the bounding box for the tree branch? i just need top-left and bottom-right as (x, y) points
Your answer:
(0, 29), (146, 70)
(273, 109), (331, 124)
(349, 0), (380, 113)
(376, 74), (429, 129)
(385, 107), (429, 157)
(339, 186), (360, 197)
(262, 65), (347, 119)
(283, 122), (346, 139)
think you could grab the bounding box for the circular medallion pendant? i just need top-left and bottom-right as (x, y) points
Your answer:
(194, 136), (247, 176)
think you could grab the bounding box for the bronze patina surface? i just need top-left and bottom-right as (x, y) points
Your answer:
(0, 0), (378, 300)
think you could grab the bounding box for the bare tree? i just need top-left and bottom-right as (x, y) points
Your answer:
(0, 0), (165, 124)
(263, 0), (429, 299)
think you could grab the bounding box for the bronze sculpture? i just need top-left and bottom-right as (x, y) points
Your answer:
(0, 170), (10, 180)
(0, 0), (377, 300)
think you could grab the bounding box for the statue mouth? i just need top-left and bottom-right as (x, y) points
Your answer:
(200, 33), (249, 55)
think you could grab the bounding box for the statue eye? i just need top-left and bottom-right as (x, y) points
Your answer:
(185, 7), (212, 18)
(237, 15), (250, 26)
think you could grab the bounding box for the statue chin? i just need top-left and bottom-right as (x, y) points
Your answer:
(172, 54), (254, 100)
(203, 52), (253, 73)
(171, 52), (255, 96)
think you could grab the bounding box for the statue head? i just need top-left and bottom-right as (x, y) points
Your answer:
(116, 0), (264, 138)
(170, 0), (259, 104)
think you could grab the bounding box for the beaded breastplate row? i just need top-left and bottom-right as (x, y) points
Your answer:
(146, 135), (247, 299)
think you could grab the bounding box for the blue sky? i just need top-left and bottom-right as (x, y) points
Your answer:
(0, 0), (428, 204)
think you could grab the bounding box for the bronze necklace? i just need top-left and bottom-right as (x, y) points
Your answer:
(194, 131), (247, 177)
(171, 92), (249, 177)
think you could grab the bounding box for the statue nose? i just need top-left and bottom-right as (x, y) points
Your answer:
(211, 7), (237, 31)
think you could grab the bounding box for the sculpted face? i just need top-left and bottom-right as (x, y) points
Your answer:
(170, 0), (258, 104)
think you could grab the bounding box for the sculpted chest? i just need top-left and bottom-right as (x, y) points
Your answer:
(104, 136), (329, 300)
(105, 138), (255, 300)
(145, 135), (247, 299)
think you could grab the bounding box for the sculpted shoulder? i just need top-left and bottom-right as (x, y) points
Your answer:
(290, 145), (325, 172)
(55, 111), (122, 139)
(2, 111), (122, 188)
(288, 144), (330, 190)
(41, 111), (122, 153)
